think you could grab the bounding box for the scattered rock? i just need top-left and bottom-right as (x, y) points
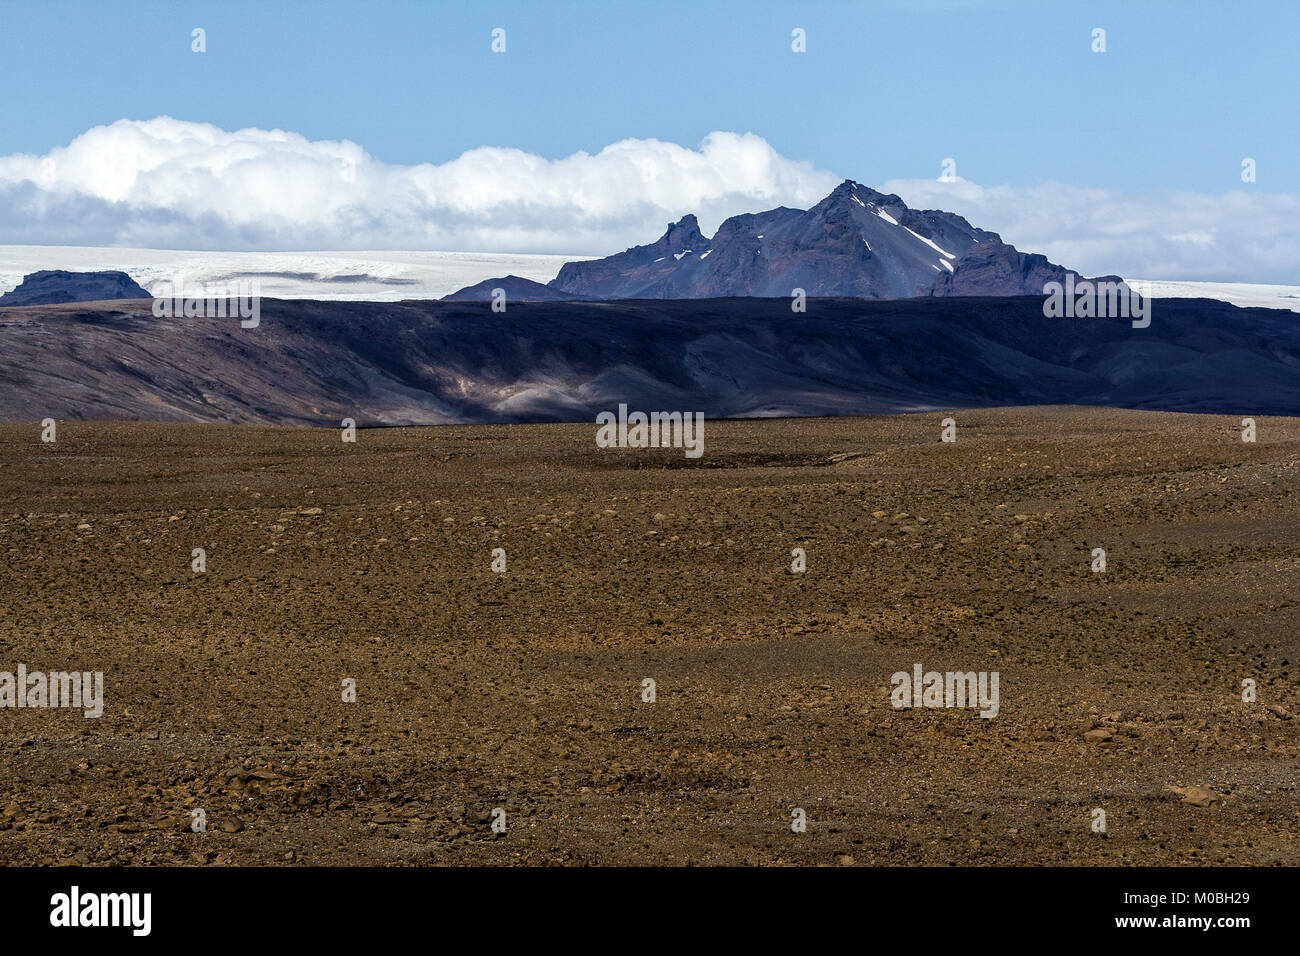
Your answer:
(1167, 786), (1229, 808)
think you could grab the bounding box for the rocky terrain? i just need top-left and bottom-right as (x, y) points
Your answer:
(0, 408), (1296, 865)
(2, 295), (1299, 426)
(0, 270), (151, 307)
(448, 180), (1120, 300)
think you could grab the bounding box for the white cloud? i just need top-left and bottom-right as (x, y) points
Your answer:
(0, 118), (1296, 283)
(880, 177), (1300, 285)
(0, 117), (839, 255)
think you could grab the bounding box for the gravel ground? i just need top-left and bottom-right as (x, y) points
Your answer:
(0, 406), (1297, 865)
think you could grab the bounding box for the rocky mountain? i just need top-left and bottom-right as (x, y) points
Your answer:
(2, 295), (1297, 425)
(0, 270), (152, 306)
(544, 212), (715, 299)
(931, 241), (1102, 297)
(448, 180), (1119, 301)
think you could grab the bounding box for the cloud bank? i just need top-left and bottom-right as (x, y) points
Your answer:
(880, 177), (1300, 285)
(0, 118), (838, 256)
(0, 118), (1295, 283)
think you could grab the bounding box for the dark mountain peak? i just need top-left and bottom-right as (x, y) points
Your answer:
(0, 270), (152, 307)
(822, 179), (867, 203)
(548, 211), (711, 297)
(829, 178), (885, 197)
(813, 180), (903, 217)
(660, 213), (707, 250)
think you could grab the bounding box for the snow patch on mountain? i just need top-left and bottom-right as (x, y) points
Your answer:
(904, 226), (955, 259)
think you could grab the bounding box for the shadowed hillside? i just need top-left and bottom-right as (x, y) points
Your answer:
(0, 295), (1297, 424)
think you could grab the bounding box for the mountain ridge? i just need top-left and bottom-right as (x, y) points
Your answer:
(2, 295), (1296, 425)
(445, 180), (1120, 301)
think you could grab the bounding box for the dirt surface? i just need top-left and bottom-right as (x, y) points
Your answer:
(0, 406), (1297, 866)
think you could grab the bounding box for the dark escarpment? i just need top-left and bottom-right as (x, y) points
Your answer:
(1, 295), (1296, 425)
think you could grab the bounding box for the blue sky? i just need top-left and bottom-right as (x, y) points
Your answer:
(0, 0), (1296, 281)
(2, 0), (1294, 190)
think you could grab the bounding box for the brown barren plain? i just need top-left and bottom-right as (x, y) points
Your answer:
(0, 406), (1297, 865)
